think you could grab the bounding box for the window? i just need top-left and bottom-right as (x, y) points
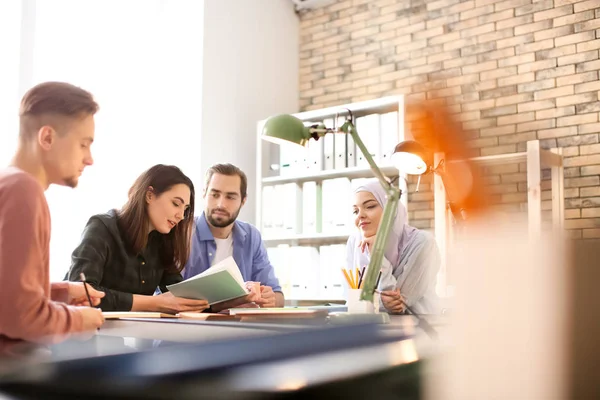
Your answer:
(2, 0), (203, 281)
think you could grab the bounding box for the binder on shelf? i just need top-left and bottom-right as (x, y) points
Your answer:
(334, 132), (347, 170)
(302, 181), (322, 234)
(261, 185), (275, 236)
(322, 178), (352, 234)
(267, 245), (291, 297)
(281, 183), (302, 235)
(379, 111), (399, 166)
(346, 131), (357, 168)
(355, 113), (381, 168)
(334, 115), (347, 170)
(323, 118), (335, 170)
(307, 137), (324, 172)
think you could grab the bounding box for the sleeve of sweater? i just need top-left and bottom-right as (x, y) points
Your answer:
(392, 232), (441, 307)
(0, 177), (83, 344)
(66, 217), (133, 312)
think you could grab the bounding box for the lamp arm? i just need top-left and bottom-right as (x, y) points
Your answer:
(359, 187), (400, 302)
(345, 122), (393, 192)
(339, 121), (401, 303)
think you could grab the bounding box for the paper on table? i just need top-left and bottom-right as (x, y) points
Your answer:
(102, 312), (178, 319)
(167, 256), (249, 305)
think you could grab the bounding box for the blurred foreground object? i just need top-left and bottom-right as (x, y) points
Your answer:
(400, 101), (599, 399)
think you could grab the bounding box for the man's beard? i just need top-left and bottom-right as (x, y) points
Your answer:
(63, 176), (79, 188)
(207, 206), (241, 228)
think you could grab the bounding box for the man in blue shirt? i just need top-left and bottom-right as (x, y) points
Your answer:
(183, 163), (284, 308)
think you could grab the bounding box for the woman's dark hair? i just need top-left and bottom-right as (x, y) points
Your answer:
(118, 164), (195, 273)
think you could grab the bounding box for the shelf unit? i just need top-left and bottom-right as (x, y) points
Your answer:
(255, 96), (406, 243)
(434, 140), (564, 297)
(255, 96), (406, 301)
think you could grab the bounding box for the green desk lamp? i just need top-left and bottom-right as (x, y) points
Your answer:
(262, 111), (400, 304)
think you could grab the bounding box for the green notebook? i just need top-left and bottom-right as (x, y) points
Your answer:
(167, 256), (248, 305)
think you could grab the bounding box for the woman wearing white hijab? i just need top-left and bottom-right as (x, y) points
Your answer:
(347, 179), (441, 315)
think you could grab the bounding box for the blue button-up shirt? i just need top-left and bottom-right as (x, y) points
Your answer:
(182, 213), (281, 292)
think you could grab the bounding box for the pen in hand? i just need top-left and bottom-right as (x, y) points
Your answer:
(80, 272), (94, 307)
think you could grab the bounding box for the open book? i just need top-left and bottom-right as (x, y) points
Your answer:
(167, 256), (249, 305)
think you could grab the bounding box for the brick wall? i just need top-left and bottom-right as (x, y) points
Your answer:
(298, 0), (600, 239)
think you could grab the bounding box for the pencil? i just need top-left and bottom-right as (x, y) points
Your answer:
(341, 269), (354, 288)
(80, 272), (94, 307)
(375, 270), (382, 289)
(357, 266), (365, 289)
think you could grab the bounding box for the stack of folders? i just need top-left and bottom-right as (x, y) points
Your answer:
(274, 111), (399, 175)
(262, 177), (378, 237)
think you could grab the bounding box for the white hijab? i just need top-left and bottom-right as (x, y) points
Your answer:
(353, 179), (418, 267)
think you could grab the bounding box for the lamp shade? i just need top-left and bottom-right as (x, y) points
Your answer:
(391, 140), (432, 175)
(262, 114), (312, 147)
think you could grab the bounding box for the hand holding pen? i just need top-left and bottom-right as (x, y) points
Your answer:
(66, 273), (105, 307)
(374, 288), (405, 314)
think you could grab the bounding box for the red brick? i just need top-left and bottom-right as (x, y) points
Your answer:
(555, 30), (596, 47)
(518, 78), (556, 92)
(518, 99), (556, 112)
(499, 52), (536, 67)
(554, 9), (595, 26)
(564, 154), (600, 167)
(557, 71), (598, 86)
(498, 112), (535, 125)
(581, 166), (600, 176)
(517, 119), (556, 132)
(517, 59), (558, 73)
(565, 209), (581, 219)
(462, 60), (498, 74)
(444, 55), (478, 69)
(497, 14), (533, 30)
(482, 144), (519, 156)
(574, 0), (599, 12)
(558, 50), (599, 67)
(497, 33), (534, 49)
(498, 131), (538, 144)
(515, 0), (554, 16)
(536, 65), (575, 79)
(494, 0), (530, 12)
(535, 85), (575, 100)
(429, 31), (461, 46)
(461, 99), (495, 111)
(515, 19), (553, 35)
(499, 73), (535, 86)
(516, 38), (554, 54)
(481, 66), (517, 80)
(575, 18), (600, 33)
(558, 113), (598, 127)
(534, 25), (574, 42)
(583, 229), (600, 239)
(496, 93), (535, 106)
(536, 44), (577, 60)
(481, 105), (518, 118)
(537, 106), (575, 120)
(576, 59), (600, 73)
(580, 123), (600, 135)
(534, 4), (574, 21)
(480, 124), (517, 137)
(463, 118), (497, 130)
(577, 39), (600, 52)
(582, 207), (600, 218)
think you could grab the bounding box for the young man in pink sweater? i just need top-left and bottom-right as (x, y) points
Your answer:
(0, 81), (105, 348)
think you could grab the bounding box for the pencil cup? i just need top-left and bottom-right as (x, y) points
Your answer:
(346, 289), (380, 314)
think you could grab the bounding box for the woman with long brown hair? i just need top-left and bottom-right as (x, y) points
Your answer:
(66, 164), (210, 313)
